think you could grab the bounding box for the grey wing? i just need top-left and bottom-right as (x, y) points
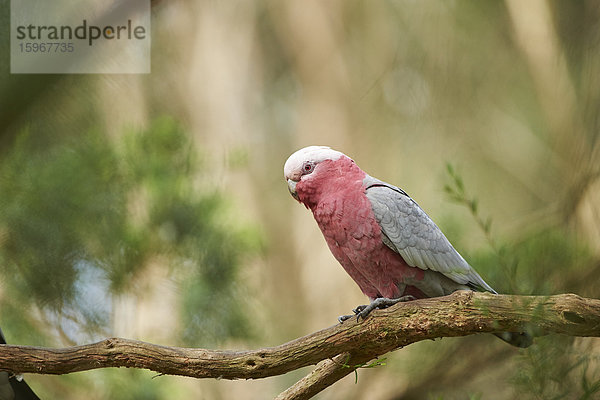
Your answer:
(364, 177), (496, 293)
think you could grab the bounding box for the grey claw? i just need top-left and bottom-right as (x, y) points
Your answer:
(338, 314), (353, 323)
(356, 303), (377, 322)
(352, 305), (368, 315)
(357, 296), (417, 322)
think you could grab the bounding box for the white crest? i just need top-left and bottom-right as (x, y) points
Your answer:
(283, 146), (345, 181)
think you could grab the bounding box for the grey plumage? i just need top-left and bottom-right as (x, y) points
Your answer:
(363, 175), (496, 294)
(363, 176), (532, 348)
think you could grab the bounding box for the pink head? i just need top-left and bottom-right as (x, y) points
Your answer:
(283, 146), (357, 206)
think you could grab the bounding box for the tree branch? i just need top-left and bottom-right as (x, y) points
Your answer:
(0, 292), (599, 399)
(274, 352), (374, 400)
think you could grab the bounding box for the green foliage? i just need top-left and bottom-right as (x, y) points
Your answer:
(444, 163), (519, 293)
(0, 117), (258, 345)
(101, 369), (185, 400)
(442, 165), (597, 400)
(36, 369), (187, 400)
(341, 356), (388, 384)
(0, 130), (125, 309)
(444, 163), (491, 236)
(444, 164), (594, 295)
(512, 335), (600, 400)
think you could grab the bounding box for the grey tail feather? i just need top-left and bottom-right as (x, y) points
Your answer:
(494, 331), (533, 348)
(466, 281), (497, 295)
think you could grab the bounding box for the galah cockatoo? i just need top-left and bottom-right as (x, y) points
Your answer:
(284, 146), (532, 348)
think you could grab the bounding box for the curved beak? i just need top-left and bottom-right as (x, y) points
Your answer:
(287, 179), (299, 200)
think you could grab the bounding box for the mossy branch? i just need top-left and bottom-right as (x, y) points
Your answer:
(0, 291), (599, 400)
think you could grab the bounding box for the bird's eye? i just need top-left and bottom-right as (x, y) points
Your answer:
(302, 162), (315, 174)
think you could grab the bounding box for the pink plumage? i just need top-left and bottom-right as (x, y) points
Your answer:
(294, 156), (425, 300)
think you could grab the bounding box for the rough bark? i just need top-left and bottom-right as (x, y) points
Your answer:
(0, 292), (598, 399)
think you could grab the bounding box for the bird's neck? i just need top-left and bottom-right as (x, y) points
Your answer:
(296, 157), (366, 210)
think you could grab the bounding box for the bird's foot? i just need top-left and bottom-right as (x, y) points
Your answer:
(352, 304), (368, 314)
(338, 304), (369, 322)
(338, 304), (368, 324)
(356, 295), (416, 321)
(338, 295), (415, 323)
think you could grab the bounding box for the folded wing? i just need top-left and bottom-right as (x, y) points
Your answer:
(364, 176), (496, 293)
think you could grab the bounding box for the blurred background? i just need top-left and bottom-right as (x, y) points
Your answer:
(1, 0), (600, 399)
